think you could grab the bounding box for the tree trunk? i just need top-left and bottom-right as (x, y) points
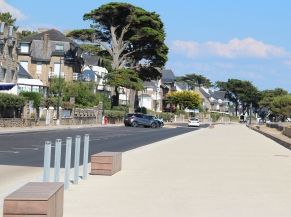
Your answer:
(128, 89), (136, 113)
(235, 103), (238, 116)
(111, 86), (119, 107)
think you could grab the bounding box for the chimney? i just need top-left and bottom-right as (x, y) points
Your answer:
(43, 33), (49, 57)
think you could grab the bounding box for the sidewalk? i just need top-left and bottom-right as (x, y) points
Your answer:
(63, 124), (291, 217)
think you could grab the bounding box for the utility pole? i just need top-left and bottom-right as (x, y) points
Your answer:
(56, 57), (62, 125)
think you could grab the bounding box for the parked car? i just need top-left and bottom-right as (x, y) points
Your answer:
(124, 113), (161, 128)
(148, 115), (164, 127)
(188, 118), (200, 127)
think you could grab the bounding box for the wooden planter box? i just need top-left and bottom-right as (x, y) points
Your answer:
(3, 182), (64, 217)
(91, 152), (122, 176)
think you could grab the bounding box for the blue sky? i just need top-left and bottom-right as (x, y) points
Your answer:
(2, 0), (291, 91)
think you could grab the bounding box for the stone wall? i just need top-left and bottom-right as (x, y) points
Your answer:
(0, 118), (24, 127)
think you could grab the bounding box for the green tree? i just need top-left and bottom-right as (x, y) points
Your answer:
(67, 2), (168, 108)
(80, 44), (102, 55)
(0, 12), (16, 26)
(176, 73), (212, 89)
(259, 88), (288, 108)
(166, 91), (202, 110)
(105, 68), (143, 106)
(63, 81), (98, 107)
(216, 79), (261, 116)
(17, 30), (38, 40)
(270, 95), (291, 121)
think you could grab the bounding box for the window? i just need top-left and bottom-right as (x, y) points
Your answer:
(36, 62), (42, 75)
(2, 68), (6, 81)
(53, 63), (61, 76)
(8, 47), (13, 58)
(20, 43), (29, 53)
(20, 61), (28, 72)
(55, 44), (64, 51)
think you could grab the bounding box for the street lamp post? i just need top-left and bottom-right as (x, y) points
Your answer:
(56, 56), (62, 126)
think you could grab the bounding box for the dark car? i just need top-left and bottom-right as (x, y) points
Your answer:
(124, 113), (161, 128)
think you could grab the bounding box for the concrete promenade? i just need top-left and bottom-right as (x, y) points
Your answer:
(63, 124), (291, 217)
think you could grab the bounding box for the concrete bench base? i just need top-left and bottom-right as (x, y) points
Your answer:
(3, 182), (64, 217)
(91, 152), (122, 176)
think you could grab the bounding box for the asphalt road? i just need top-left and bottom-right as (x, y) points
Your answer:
(0, 124), (207, 168)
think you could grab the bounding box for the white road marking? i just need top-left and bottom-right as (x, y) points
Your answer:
(0, 150), (19, 154)
(12, 147), (39, 151)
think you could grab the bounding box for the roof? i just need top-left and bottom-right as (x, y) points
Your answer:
(0, 83), (15, 90)
(82, 53), (102, 66)
(211, 91), (227, 100)
(17, 78), (44, 86)
(20, 29), (72, 43)
(175, 81), (188, 91)
(18, 64), (32, 79)
(161, 69), (175, 83)
(199, 87), (211, 98)
(143, 80), (158, 88)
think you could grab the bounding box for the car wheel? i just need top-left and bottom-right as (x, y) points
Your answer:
(151, 123), (157, 128)
(131, 121), (138, 127)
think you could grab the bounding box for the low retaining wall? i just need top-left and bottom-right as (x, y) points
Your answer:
(248, 125), (291, 150)
(0, 118), (24, 127)
(266, 122), (284, 131)
(283, 127), (291, 138)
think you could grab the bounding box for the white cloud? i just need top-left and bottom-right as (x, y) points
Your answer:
(0, 0), (26, 20)
(171, 38), (288, 59)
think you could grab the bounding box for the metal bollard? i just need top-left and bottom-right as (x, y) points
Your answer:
(43, 141), (52, 182)
(74, 135), (81, 184)
(83, 134), (90, 180)
(54, 139), (62, 182)
(64, 137), (72, 189)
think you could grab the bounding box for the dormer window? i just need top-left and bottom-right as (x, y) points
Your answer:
(20, 43), (29, 53)
(55, 44), (64, 51)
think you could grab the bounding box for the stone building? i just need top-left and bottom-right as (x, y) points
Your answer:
(17, 29), (83, 87)
(0, 22), (18, 84)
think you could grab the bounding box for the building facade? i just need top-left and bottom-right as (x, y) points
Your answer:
(0, 22), (18, 84)
(17, 29), (83, 87)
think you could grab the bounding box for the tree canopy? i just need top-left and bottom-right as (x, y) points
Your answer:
(67, 2), (168, 79)
(0, 12), (16, 26)
(259, 88), (288, 108)
(216, 79), (261, 115)
(176, 73), (212, 88)
(166, 91), (202, 110)
(270, 95), (291, 120)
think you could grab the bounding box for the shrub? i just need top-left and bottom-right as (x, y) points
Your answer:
(0, 93), (25, 108)
(135, 107), (147, 114)
(156, 112), (174, 122)
(104, 110), (125, 119)
(20, 92), (42, 108)
(210, 112), (221, 122)
(112, 105), (129, 112)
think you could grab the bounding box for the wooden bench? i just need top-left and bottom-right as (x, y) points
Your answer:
(3, 182), (64, 217)
(91, 152), (122, 176)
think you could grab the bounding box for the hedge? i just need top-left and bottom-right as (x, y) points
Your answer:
(104, 110), (125, 119)
(0, 93), (25, 108)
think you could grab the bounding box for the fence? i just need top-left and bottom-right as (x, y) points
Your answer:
(43, 134), (90, 189)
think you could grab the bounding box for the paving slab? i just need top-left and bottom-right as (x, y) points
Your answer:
(63, 124), (291, 217)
